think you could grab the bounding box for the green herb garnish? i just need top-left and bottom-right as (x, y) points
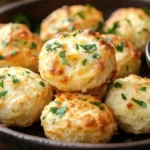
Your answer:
(52, 118), (56, 125)
(2, 40), (9, 47)
(121, 93), (126, 100)
(29, 42), (37, 49)
(0, 90), (8, 98)
(11, 51), (17, 56)
(113, 82), (122, 88)
(0, 56), (5, 60)
(76, 11), (85, 19)
(107, 21), (119, 34)
(62, 33), (69, 37)
(115, 42), (125, 52)
(82, 59), (87, 66)
(59, 50), (66, 59)
(0, 80), (4, 88)
(0, 76), (5, 79)
(90, 101), (105, 110)
(50, 106), (68, 118)
(80, 44), (97, 53)
(13, 77), (20, 84)
(95, 21), (104, 32)
(76, 44), (79, 50)
(125, 18), (132, 27)
(92, 53), (100, 59)
(140, 87), (146, 91)
(39, 81), (45, 87)
(132, 98), (147, 108)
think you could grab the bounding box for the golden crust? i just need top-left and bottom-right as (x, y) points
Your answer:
(105, 75), (150, 134)
(0, 23), (43, 72)
(39, 29), (116, 95)
(104, 7), (150, 54)
(102, 34), (141, 79)
(40, 5), (104, 41)
(41, 93), (117, 143)
(0, 67), (53, 127)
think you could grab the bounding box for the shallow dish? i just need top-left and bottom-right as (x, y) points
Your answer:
(0, 0), (150, 149)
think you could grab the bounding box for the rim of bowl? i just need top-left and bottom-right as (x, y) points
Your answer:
(0, 0), (150, 149)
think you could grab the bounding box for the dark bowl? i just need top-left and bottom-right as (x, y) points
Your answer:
(0, 0), (150, 150)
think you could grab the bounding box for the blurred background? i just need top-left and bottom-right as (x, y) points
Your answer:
(0, 0), (22, 7)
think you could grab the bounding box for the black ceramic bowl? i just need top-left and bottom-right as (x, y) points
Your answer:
(0, 0), (150, 150)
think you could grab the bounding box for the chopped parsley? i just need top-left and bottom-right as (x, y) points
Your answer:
(52, 118), (56, 125)
(62, 33), (69, 37)
(121, 93), (126, 100)
(140, 87), (146, 91)
(0, 80), (4, 88)
(132, 98), (147, 108)
(42, 116), (46, 120)
(142, 8), (150, 16)
(2, 40), (9, 47)
(76, 11), (85, 19)
(46, 41), (62, 51)
(0, 56), (5, 60)
(66, 17), (74, 22)
(82, 59), (87, 66)
(125, 18), (132, 27)
(82, 98), (87, 101)
(80, 44), (97, 53)
(11, 51), (17, 56)
(107, 21), (119, 34)
(29, 42), (37, 49)
(25, 71), (30, 74)
(92, 53), (100, 59)
(59, 50), (66, 58)
(95, 21), (104, 32)
(39, 81), (45, 87)
(12, 77), (20, 84)
(49, 106), (68, 118)
(90, 101), (105, 110)
(59, 50), (71, 67)
(113, 82), (122, 88)
(115, 42), (125, 52)
(0, 90), (8, 98)
(0, 76), (5, 79)
(76, 44), (79, 50)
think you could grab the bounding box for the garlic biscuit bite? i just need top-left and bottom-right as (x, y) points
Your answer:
(40, 5), (104, 41)
(0, 67), (52, 127)
(39, 29), (116, 95)
(105, 75), (150, 134)
(102, 34), (141, 79)
(0, 23), (43, 72)
(41, 93), (117, 143)
(104, 8), (150, 54)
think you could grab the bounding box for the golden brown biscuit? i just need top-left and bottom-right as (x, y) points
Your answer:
(39, 29), (116, 96)
(40, 5), (104, 41)
(0, 67), (53, 127)
(102, 34), (141, 79)
(41, 93), (117, 143)
(105, 75), (150, 134)
(0, 23), (43, 72)
(104, 8), (150, 54)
